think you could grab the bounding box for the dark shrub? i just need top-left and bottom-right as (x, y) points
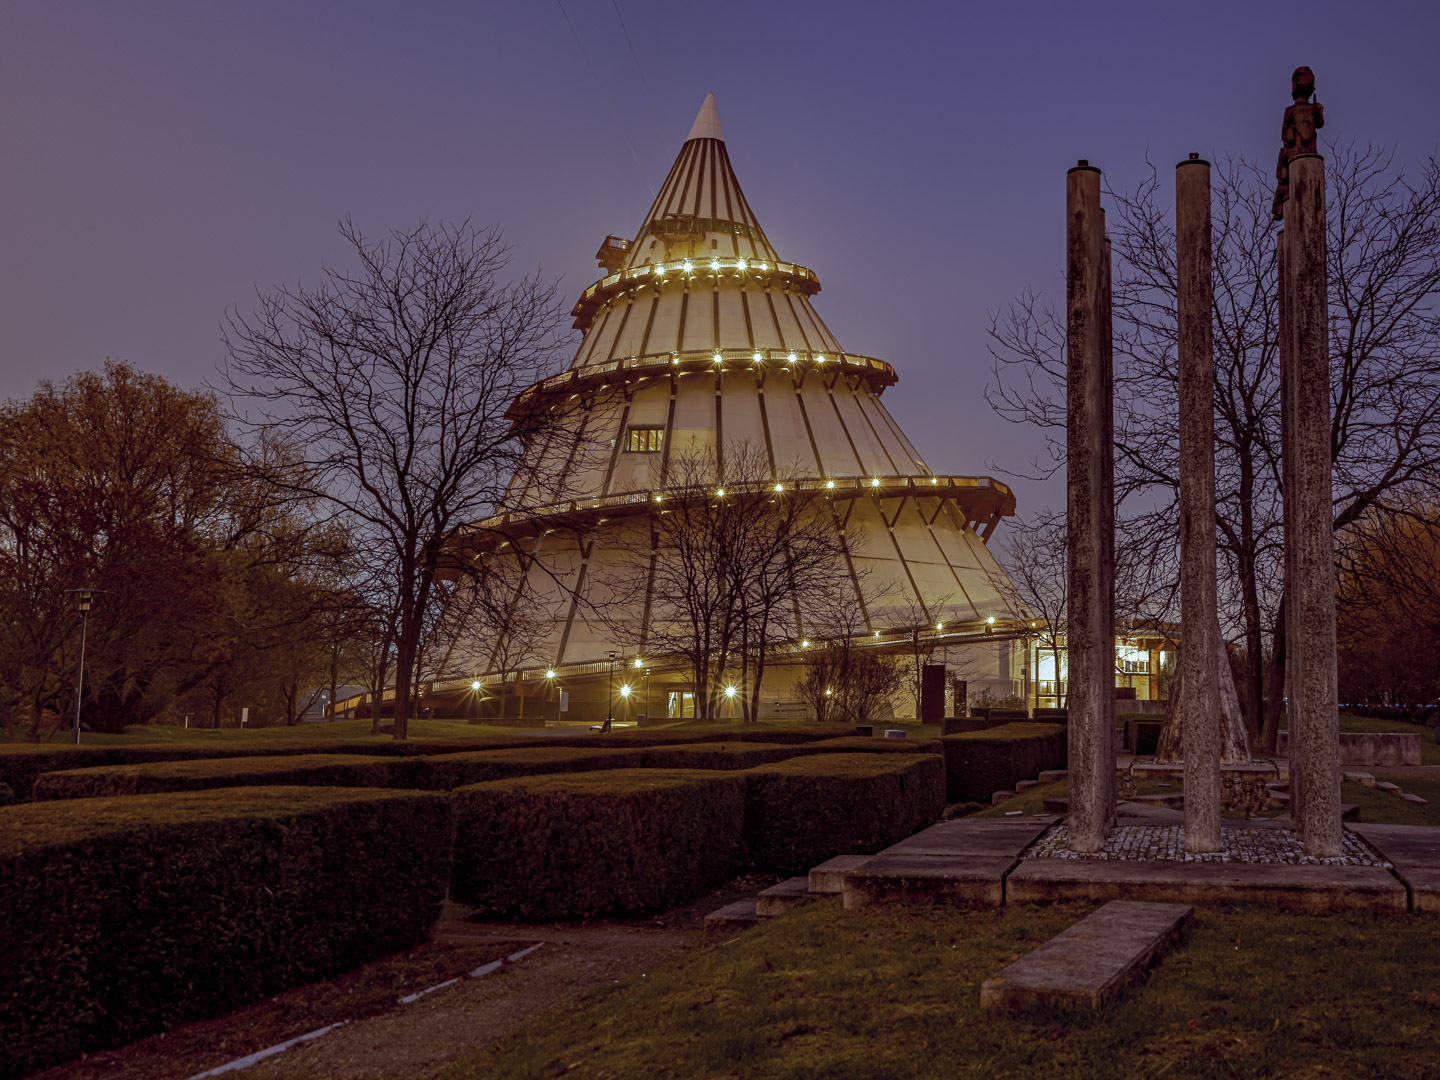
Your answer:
(450, 769), (746, 918)
(638, 741), (813, 770)
(742, 753), (946, 872)
(806, 736), (945, 755)
(0, 786), (450, 1078)
(939, 722), (1067, 802)
(31, 753), (426, 801)
(418, 746), (645, 789)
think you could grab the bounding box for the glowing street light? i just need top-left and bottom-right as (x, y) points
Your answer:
(724, 684), (737, 698)
(619, 683), (631, 698)
(470, 680), (481, 691)
(825, 479), (836, 489)
(545, 669), (557, 680)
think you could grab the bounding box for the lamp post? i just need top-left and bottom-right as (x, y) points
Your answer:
(607, 650), (616, 725)
(66, 587), (103, 745)
(644, 668), (651, 726)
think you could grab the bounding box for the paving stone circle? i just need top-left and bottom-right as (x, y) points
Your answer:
(1027, 824), (1390, 867)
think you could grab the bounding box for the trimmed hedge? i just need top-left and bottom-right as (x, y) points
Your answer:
(0, 738), (550, 801)
(0, 786), (450, 1079)
(807, 736), (945, 755)
(637, 741), (814, 770)
(31, 753), (428, 801)
(450, 769), (746, 918)
(939, 722), (1067, 802)
(419, 746), (646, 789)
(742, 753), (946, 872)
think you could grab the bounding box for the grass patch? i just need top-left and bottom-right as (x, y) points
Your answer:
(1343, 776), (1440, 827)
(442, 900), (1440, 1080)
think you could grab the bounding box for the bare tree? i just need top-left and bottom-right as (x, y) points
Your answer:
(597, 443), (856, 721)
(223, 219), (577, 739)
(990, 511), (1067, 706)
(988, 145), (1440, 751)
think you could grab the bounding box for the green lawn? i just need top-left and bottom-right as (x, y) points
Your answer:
(1344, 776), (1440, 827)
(440, 900), (1440, 1080)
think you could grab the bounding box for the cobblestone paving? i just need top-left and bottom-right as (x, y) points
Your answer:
(1027, 824), (1390, 867)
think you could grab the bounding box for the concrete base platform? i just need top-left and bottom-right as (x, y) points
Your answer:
(756, 876), (815, 916)
(1005, 858), (1407, 914)
(1349, 824), (1440, 912)
(980, 901), (1194, 1014)
(843, 854), (1014, 909)
(809, 855), (869, 894)
(704, 898), (761, 939)
(881, 818), (1053, 858)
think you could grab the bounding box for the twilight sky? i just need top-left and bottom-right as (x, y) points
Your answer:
(3, 0), (1436, 523)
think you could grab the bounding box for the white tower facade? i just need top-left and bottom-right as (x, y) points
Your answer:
(457, 96), (1023, 720)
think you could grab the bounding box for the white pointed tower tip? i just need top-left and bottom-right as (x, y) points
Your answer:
(685, 92), (723, 143)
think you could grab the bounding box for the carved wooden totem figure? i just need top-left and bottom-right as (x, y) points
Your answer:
(1272, 66), (1325, 221)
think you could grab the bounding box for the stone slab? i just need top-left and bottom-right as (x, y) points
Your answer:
(756, 876), (815, 916)
(1038, 770), (1068, 784)
(1348, 823), (1440, 867)
(809, 854), (871, 894)
(1006, 859), (1407, 913)
(1401, 793), (1430, 807)
(980, 900), (1194, 1014)
(1343, 771), (1376, 787)
(1130, 792), (1185, 809)
(1015, 779), (1043, 793)
(879, 819), (1052, 859)
(1399, 867), (1440, 912)
(704, 898), (760, 939)
(842, 854), (1013, 909)
(992, 790), (1017, 805)
(884, 729), (907, 739)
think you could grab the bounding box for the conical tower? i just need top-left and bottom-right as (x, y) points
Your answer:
(459, 95), (1021, 721)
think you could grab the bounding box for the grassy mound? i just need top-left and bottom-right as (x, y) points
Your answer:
(940, 722), (1067, 802)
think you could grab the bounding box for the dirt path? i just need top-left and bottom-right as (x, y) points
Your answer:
(233, 917), (701, 1079)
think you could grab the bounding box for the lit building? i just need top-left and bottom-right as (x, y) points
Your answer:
(445, 95), (1031, 722)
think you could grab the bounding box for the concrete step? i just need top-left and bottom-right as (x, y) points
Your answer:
(1343, 771), (1377, 787)
(992, 790), (1017, 805)
(1376, 781), (1402, 793)
(809, 855), (870, 894)
(704, 898), (761, 939)
(1015, 779), (1043, 794)
(1130, 792), (1185, 810)
(1037, 770), (1068, 784)
(1042, 797), (1069, 814)
(1401, 793), (1429, 807)
(756, 876), (816, 916)
(980, 900), (1194, 1013)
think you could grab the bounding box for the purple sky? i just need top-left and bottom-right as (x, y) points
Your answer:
(3, 0), (1435, 522)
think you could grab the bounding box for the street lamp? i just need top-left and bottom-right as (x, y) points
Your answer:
(66, 587), (104, 745)
(607, 651), (617, 726)
(644, 668), (651, 726)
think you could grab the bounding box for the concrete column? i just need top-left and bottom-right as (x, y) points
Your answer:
(1283, 153), (1342, 857)
(1176, 155), (1222, 852)
(1277, 230), (1304, 833)
(1065, 161), (1116, 852)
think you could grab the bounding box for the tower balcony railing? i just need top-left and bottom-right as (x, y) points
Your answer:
(571, 255), (821, 330)
(507, 347), (899, 422)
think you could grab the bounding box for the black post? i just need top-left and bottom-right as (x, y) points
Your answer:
(72, 607), (88, 745)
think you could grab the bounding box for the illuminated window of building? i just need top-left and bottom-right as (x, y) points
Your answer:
(625, 427), (664, 453)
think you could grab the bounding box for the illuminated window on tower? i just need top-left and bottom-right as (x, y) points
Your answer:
(626, 427), (664, 453)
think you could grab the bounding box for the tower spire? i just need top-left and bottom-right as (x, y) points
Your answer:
(685, 92), (723, 143)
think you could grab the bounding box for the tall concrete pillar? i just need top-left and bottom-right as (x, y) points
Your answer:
(1283, 153), (1342, 857)
(1065, 161), (1116, 852)
(1277, 230), (1305, 833)
(1176, 154), (1222, 852)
